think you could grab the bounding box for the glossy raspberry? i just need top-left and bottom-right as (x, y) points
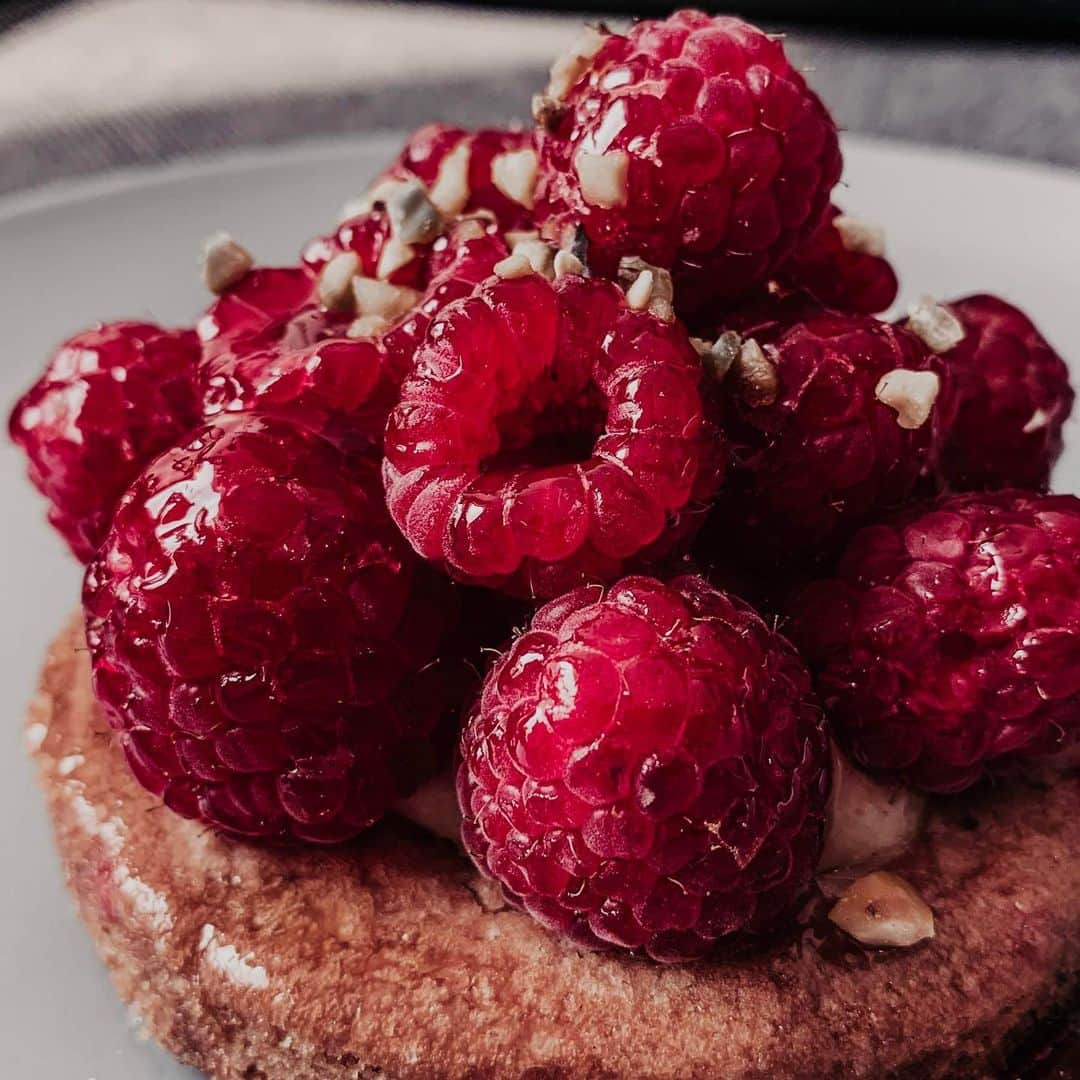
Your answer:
(9, 321), (200, 560)
(534, 11), (841, 316)
(932, 295), (1074, 492)
(778, 205), (899, 316)
(200, 223), (507, 451)
(83, 414), (461, 843)
(383, 271), (723, 598)
(374, 124), (537, 232)
(702, 307), (949, 565)
(788, 490), (1080, 793)
(457, 574), (830, 962)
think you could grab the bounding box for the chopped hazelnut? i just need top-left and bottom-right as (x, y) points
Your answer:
(317, 251), (360, 312)
(829, 871), (935, 948)
(491, 148), (539, 210)
(875, 369), (941, 429)
(200, 232), (253, 294)
(907, 296), (965, 353)
(575, 150), (629, 209)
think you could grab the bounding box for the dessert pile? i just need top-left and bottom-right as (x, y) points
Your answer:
(10, 11), (1078, 964)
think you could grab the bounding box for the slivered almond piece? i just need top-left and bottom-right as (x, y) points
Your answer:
(200, 232), (253, 294)
(833, 215), (886, 257)
(317, 252), (360, 312)
(907, 296), (965, 353)
(376, 235), (417, 282)
(625, 269), (655, 311)
(875, 369), (941, 429)
(346, 314), (391, 340)
(352, 276), (421, 322)
(617, 255), (674, 321)
(1023, 407), (1051, 434)
(575, 150), (629, 209)
(510, 239), (555, 280)
(491, 147), (539, 210)
(428, 140), (472, 217)
(547, 25), (608, 100)
(394, 772), (461, 845)
(553, 250), (585, 279)
(829, 871), (935, 948)
(696, 331), (743, 381)
(493, 253), (533, 280)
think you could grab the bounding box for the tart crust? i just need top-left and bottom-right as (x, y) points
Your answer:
(26, 617), (1080, 1079)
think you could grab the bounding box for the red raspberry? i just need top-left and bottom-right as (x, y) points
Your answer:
(787, 490), (1080, 793)
(83, 414), (462, 843)
(9, 321), (199, 560)
(457, 574), (830, 962)
(699, 307), (949, 566)
(383, 270), (724, 598)
(373, 124), (537, 232)
(533, 11), (841, 316)
(200, 223), (507, 451)
(777, 205), (899, 316)
(931, 295), (1074, 492)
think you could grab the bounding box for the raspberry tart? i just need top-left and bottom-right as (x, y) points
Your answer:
(12, 10), (1079, 1079)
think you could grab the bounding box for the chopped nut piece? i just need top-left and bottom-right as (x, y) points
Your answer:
(317, 251), (360, 312)
(491, 147), (539, 210)
(828, 871), (935, 948)
(352, 276), (421, 322)
(505, 229), (541, 248)
(532, 93), (567, 133)
(833, 215), (886, 257)
(625, 269), (655, 311)
(375, 235), (417, 282)
(394, 771), (462, 845)
(731, 338), (778, 407)
(907, 296), (965, 353)
(553, 249), (585, 280)
(454, 217), (491, 243)
(575, 150), (629, 209)
(428, 139), (472, 217)
(510, 238), (555, 280)
(346, 314), (391, 340)
(697, 331), (743, 382)
(1023, 407), (1051, 434)
(493, 253), (533, 280)
(818, 743), (925, 872)
(547, 25), (608, 100)
(200, 232), (253, 294)
(617, 255), (674, 321)
(385, 177), (444, 246)
(875, 369), (941, 429)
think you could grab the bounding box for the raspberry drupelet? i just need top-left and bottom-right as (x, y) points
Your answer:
(699, 305), (950, 570)
(457, 574), (831, 962)
(929, 294), (1074, 492)
(9, 321), (200, 560)
(778, 205), (899, 316)
(533, 11), (842, 317)
(200, 221), (507, 452)
(83, 414), (463, 844)
(383, 269), (724, 599)
(787, 490), (1080, 793)
(371, 123), (538, 233)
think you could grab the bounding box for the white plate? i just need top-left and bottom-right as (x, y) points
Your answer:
(1, 134), (1078, 1078)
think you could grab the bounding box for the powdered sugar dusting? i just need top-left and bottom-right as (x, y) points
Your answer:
(199, 923), (269, 990)
(24, 721), (47, 752)
(113, 863), (173, 934)
(69, 791), (124, 858)
(57, 753), (85, 776)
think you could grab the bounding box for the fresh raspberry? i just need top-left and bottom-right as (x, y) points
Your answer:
(787, 490), (1080, 793)
(373, 124), (537, 232)
(533, 11), (842, 316)
(200, 222), (507, 451)
(457, 574), (830, 962)
(83, 414), (463, 844)
(383, 270), (724, 598)
(9, 321), (200, 560)
(930, 295), (1074, 492)
(777, 205), (899, 316)
(699, 306), (949, 567)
